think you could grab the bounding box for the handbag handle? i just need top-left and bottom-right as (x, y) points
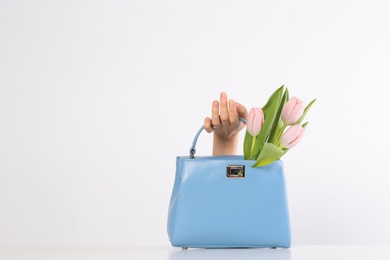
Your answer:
(189, 117), (247, 158)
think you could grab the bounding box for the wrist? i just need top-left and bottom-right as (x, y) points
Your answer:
(212, 134), (239, 156)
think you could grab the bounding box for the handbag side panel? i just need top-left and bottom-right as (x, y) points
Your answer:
(167, 156), (185, 242)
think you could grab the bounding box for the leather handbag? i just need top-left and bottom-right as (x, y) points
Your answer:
(167, 120), (291, 249)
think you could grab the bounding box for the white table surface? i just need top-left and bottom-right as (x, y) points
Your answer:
(1, 245), (389, 260)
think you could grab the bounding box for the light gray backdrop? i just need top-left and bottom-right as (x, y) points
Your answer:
(1, 0), (389, 246)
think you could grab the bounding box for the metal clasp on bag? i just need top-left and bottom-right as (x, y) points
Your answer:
(226, 165), (245, 178)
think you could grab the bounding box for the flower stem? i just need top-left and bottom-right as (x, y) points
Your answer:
(250, 135), (256, 154)
(274, 124), (287, 147)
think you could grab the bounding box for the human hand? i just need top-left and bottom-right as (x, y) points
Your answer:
(204, 92), (248, 155)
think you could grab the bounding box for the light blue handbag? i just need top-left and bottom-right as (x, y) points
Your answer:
(167, 121), (291, 249)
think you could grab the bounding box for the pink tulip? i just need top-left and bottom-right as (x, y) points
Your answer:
(247, 107), (264, 136)
(281, 97), (305, 125)
(280, 124), (305, 149)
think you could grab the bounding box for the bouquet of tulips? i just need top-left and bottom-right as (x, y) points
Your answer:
(244, 85), (315, 167)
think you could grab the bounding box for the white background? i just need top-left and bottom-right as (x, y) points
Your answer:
(1, 0), (389, 246)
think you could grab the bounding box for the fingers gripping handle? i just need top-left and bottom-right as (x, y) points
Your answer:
(189, 117), (247, 158)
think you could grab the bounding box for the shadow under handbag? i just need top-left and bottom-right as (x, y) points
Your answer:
(167, 119), (291, 249)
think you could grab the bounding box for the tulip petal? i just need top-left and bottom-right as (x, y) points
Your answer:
(244, 107), (263, 159)
(246, 107), (263, 136)
(281, 97), (296, 123)
(281, 97), (305, 125)
(280, 124), (305, 149)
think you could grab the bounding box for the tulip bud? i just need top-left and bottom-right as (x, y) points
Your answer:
(281, 97), (305, 125)
(247, 107), (264, 136)
(280, 124), (305, 149)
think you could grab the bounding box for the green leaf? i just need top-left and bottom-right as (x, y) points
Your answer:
(296, 98), (316, 125)
(268, 88), (289, 144)
(249, 85), (284, 160)
(262, 85), (284, 113)
(252, 143), (287, 167)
